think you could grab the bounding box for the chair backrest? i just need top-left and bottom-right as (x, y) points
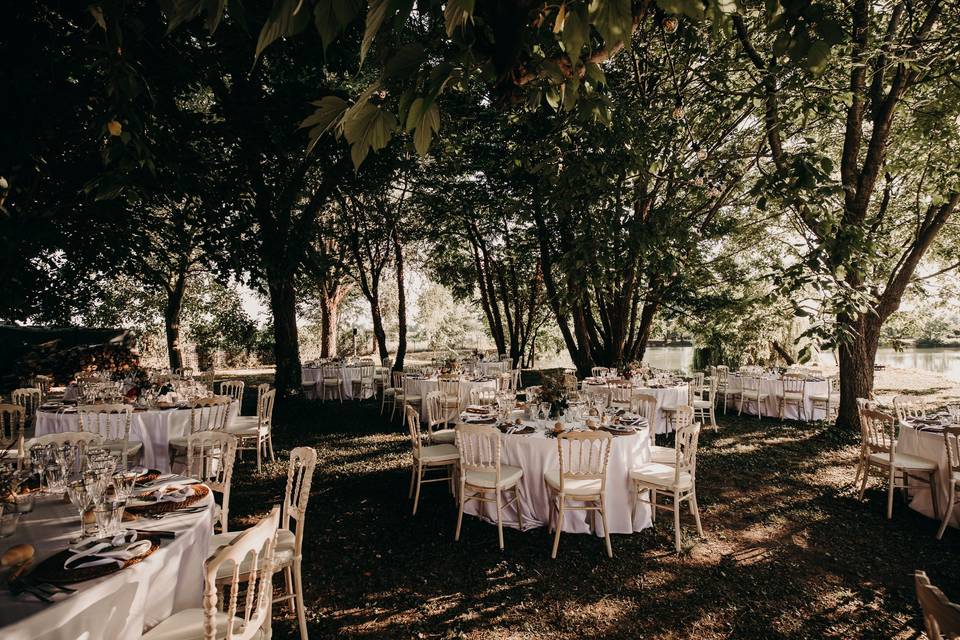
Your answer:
(469, 387), (496, 406)
(282, 446), (317, 558)
(257, 389), (277, 430)
(191, 396), (232, 433)
(255, 384), (271, 414)
(78, 403), (134, 466)
(437, 377), (460, 398)
(690, 372), (705, 392)
(631, 393), (659, 424)
(673, 403), (694, 431)
(405, 405), (425, 458)
(860, 409), (897, 458)
(0, 404), (25, 451)
(424, 391), (445, 433)
(915, 570), (960, 640)
(556, 431), (612, 495)
(218, 380), (245, 404)
(359, 364), (375, 383)
(185, 430), (237, 532)
(741, 376), (761, 394)
(31, 431), (104, 461)
(673, 408), (701, 481)
(203, 506), (280, 640)
(321, 364), (340, 380)
(715, 365), (729, 385)
(455, 423), (501, 482)
(893, 395), (926, 423)
(30, 375), (52, 397)
(11, 388), (41, 417)
(391, 371), (405, 390)
(944, 426), (960, 478)
(591, 367), (610, 378)
(782, 377), (805, 395)
(609, 383), (633, 404)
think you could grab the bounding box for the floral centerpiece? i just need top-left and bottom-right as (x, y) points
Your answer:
(538, 372), (569, 418)
(621, 360), (647, 380)
(441, 356), (461, 374)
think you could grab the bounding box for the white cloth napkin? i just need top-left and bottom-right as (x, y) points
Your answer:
(65, 532), (153, 569)
(150, 485), (192, 503)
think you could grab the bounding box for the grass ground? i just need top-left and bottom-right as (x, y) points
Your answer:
(225, 378), (959, 640)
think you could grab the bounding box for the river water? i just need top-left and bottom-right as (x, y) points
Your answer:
(537, 346), (960, 382)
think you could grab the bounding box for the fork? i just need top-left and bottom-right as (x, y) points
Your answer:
(146, 506), (207, 519)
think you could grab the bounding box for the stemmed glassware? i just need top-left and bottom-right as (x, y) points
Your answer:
(66, 480), (92, 542)
(948, 404), (960, 424)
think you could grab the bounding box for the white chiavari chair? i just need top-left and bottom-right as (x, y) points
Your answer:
(30, 375), (52, 399)
(405, 405), (458, 515)
(915, 570), (960, 639)
(778, 375), (807, 421)
(218, 380), (245, 405)
(209, 448), (317, 640)
(31, 431), (104, 460)
(713, 365), (730, 413)
(353, 363), (375, 400)
(402, 375), (424, 415)
(0, 404), (26, 459)
(858, 408), (939, 520)
(608, 383), (633, 410)
(811, 375), (840, 421)
(936, 426), (960, 540)
(228, 389), (277, 472)
(437, 375), (462, 416)
(544, 431), (613, 559)
(185, 430), (237, 533)
(630, 406), (704, 552)
(737, 376), (770, 419)
(692, 374), (718, 429)
(424, 391), (456, 445)
(454, 423), (524, 549)
(77, 404), (142, 469)
(142, 507), (280, 640)
(893, 395), (926, 424)
(469, 387), (497, 407)
(384, 371), (404, 421)
(320, 364), (342, 402)
(11, 388), (41, 424)
(169, 396), (232, 468)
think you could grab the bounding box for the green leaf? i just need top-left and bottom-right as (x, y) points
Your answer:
(406, 98), (441, 156)
(584, 62), (605, 86)
(314, 0), (361, 50)
(805, 40), (830, 74)
(301, 96), (349, 131)
(384, 43), (426, 79)
(255, 0), (304, 59)
(655, 0), (704, 19)
(816, 18), (844, 46)
(562, 6), (590, 59)
(589, 0), (633, 47)
(342, 102), (398, 168)
(360, 0), (390, 66)
(444, 0), (475, 37)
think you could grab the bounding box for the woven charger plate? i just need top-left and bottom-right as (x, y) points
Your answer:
(600, 425), (637, 436)
(498, 424), (535, 435)
(127, 483), (210, 517)
(30, 533), (163, 584)
(133, 469), (163, 486)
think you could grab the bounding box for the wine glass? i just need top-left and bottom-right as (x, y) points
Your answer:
(66, 480), (92, 542)
(44, 464), (66, 494)
(112, 471), (139, 501)
(948, 404), (960, 424)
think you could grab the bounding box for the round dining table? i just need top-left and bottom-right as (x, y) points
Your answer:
(404, 375), (499, 416)
(724, 375), (829, 420)
(580, 379), (689, 433)
(0, 484), (214, 640)
(899, 420), (958, 529)
(35, 403), (239, 473)
(461, 418), (653, 535)
(301, 364), (374, 400)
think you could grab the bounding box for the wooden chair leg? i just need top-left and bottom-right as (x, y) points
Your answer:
(600, 496), (612, 558)
(929, 472), (940, 520)
(690, 488), (703, 537)
(551, 499), (566, 559)
(515, 485), (524, 531)
(858, 461), (871, 501)
(496, 488), (504, 550)
(412, 464), (424, 515)
(651, 489), (658, 522)
(887, 466), (896, 519)
(673, 489), (682, 553)
(936, 484), (956, 540)
(455, 483), (466, 541)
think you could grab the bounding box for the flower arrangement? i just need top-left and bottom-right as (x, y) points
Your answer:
(441, 357), (461, 374)
(537, 372), (569, 418)
(621, 360), (647, 380)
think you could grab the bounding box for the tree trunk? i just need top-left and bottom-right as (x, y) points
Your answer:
(319, 293), (342, 359)
(836, 317), (878, 430)
(632, 300), (658, 363)
(164, 269), (188, 372)
(392, 231), (408, 370)
(267, 277), (302, 399)
(369, 295), (389, 363)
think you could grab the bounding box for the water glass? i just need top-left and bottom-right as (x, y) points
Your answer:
(0, 510), (20, 538)
(44, 464), (67, 494)
(94, 499), (126, 538)
(14, 492), (35, 514)
(948, 404), (960, 424)
(66, 480), (92, 541)
(112, 471), (139, 501)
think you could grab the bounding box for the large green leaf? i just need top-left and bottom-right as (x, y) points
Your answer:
(385, 43), (427, 79)
(562, 6), (590, 59)
(255, 0), (306, 58)
(444, 0), (475, 37)
(589, 0), (632, 47)
(405, 98), (441, 156)
(342, 102), (398, 168)
(360, 0), (390, 66)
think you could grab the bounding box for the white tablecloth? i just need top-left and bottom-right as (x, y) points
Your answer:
(478, 362), (509, 376)
(35, 403), (239, 473)
(899, 424), (958, 529)
(301, 365), (375, 400)
(0, 488), (214, 639)
(462, 421), (652, 535)
(725, 376), (829, 420)
(580, 382), (688, 434)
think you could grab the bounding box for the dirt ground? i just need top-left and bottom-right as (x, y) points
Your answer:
(221, 369), (959, 640)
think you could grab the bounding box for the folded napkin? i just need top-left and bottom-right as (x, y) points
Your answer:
(65, 532), (152, 569)
(150, 485), (193, 503)
(465, 405), (491, 414)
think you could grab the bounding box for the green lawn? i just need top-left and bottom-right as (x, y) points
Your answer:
(225, 380), (959, 639)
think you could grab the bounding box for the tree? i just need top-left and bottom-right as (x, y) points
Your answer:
(735, 0), (960, 428)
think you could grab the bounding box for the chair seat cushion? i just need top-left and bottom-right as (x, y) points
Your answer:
(464, 464), (523, 489)
(142, 609), (265, 640)
(810, 394), (830, 402)
(418, 443), (459, 463)
(649, 445), (676, 464)
(168, 437), (188, 449)
(868, 452), (937, 471)
(543, 469), (603, 496)
(209, 528), (295, 577)
(430, 429), (457, 444)
(692, 400), (712, 409)
(104, 441), (143, 457)
(780, 392), (804, 400)
(226, 417), (266, 436)
(630, 462), (693, 489)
